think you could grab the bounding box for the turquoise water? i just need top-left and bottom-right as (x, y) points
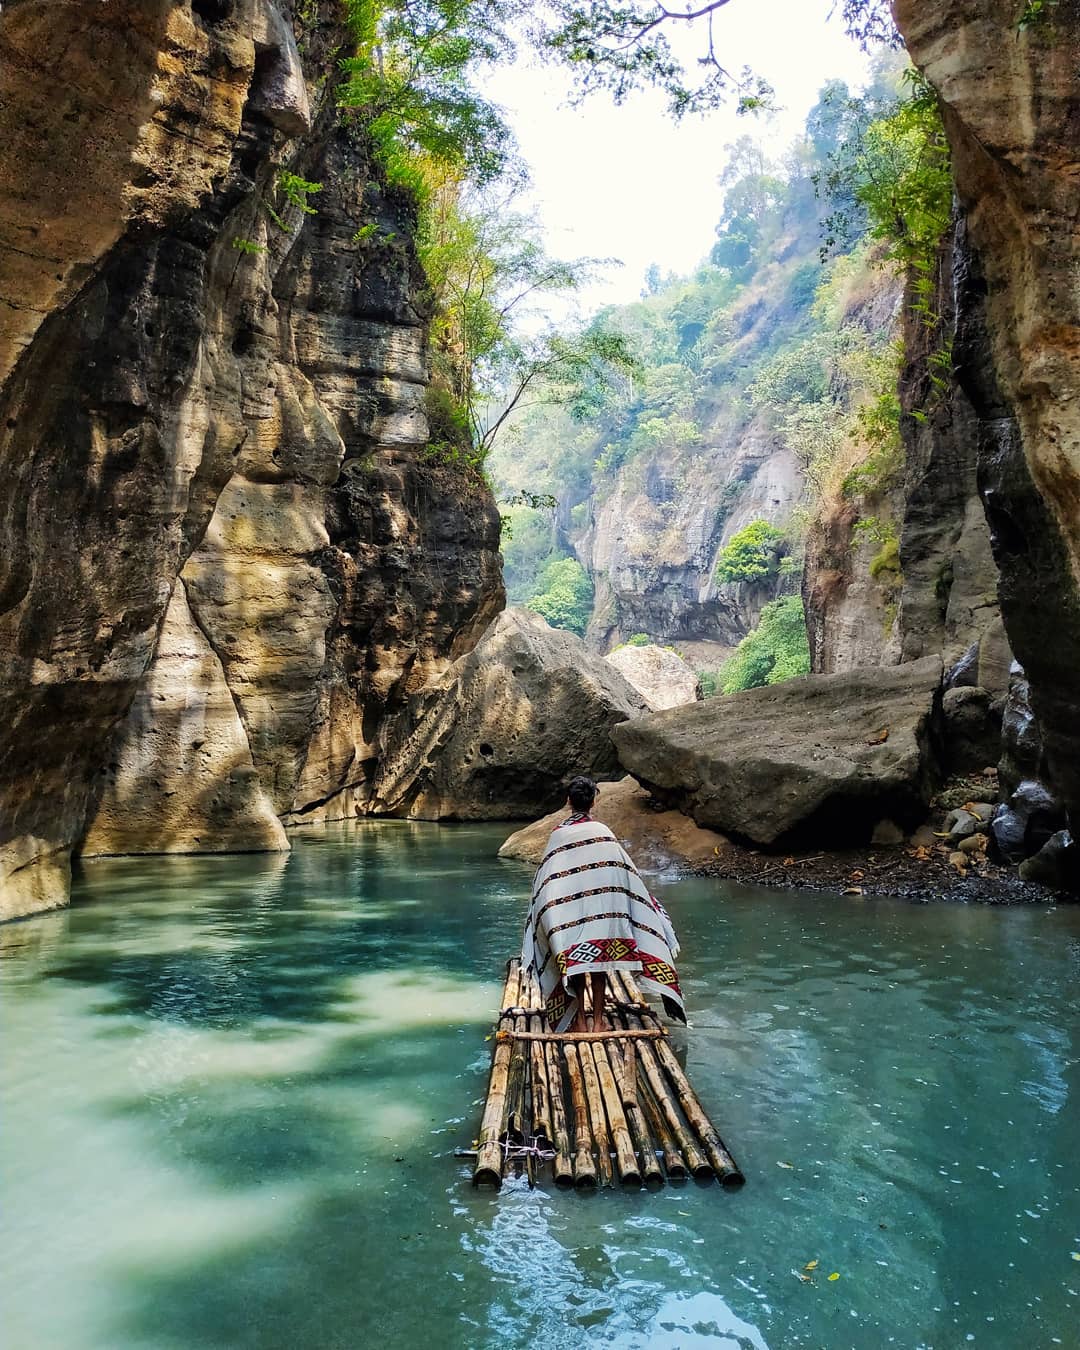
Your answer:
(2, 821), (1080, 1350)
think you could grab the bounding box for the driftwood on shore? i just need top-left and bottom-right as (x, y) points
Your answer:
(470, 958), (744, 1192)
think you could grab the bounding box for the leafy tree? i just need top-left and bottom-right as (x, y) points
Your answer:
(339, 0), (517, 194)
(715, 519), (784, 584)
(501, 506), (561, 603)
(526, 556), (595, 635)
(815, 68), (952, 275)
(532, 0), (899, 117)
(418, 183), (632, 458)
(720, 596), (810, 692)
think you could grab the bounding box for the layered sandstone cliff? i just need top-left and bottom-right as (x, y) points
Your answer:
(895, 0), (1080, 841)
(0, 2), (502, 920)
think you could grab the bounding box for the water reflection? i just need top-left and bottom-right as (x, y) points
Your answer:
(2, 823), (1079, 1349)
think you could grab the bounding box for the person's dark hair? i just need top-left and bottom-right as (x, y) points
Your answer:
(567, 775), (598, 812)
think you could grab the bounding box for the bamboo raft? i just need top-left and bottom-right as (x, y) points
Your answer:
(467, 958), (744, 1191)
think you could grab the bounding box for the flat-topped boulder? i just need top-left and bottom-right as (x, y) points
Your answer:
(604, 644), (703, 711)
(498, 775), (728, 872)
(612, 655), (943, 848)
(368, 608), (648, 820)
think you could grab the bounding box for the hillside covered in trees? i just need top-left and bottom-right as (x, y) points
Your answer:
(490, 54), (950, 694)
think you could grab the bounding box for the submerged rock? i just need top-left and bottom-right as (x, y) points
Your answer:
(367, 609), (647, 821)
(497, 776), (728, 872)
(612, 655), (943, 849)
(604, 644), (702, 711)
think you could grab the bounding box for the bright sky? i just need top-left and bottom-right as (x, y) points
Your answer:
(480, 0), (874, 315)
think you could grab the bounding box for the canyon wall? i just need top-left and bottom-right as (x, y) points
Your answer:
(895, 0), (1080, 836)
(804, 223), (1004, 683)
(581, 416), (800, 655)
(0, 1), (502, 920)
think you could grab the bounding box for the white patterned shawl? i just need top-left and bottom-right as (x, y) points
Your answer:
(521, 815), (685, 1031)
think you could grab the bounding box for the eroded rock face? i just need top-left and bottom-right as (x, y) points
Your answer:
(613, 655), (943, 848)
(896, 0), (1080, 848)
(804, 225), (1003, 678)
(497, 776), (728, 872)
(84, 583), (288, 855)
(604, 644), (702, 710)
(581, 419), (801, 651)
(365, 609), (646, 821)
(0, 3), (502, 917)
(804, 501), (900, 673)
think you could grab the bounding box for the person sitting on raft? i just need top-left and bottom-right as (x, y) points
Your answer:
(522, 774), (687, 1033)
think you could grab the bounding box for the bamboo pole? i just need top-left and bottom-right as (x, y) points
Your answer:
(625, 1097), (663, 1186)
(607, 1039), (639, 1109)
(502, 984), (531, 1180)
(473, 960), (522, 1188)
(591, 1040), (641, 1187)
(564, 1043), (597, 1188)
(638, 1075), (688, 1180)
(544, 1037), (574, 1188)
(650, 1034), (744, 1187)
(620, 971), (648, 1006)
(614, 974), (745, 1188)
(609, 1029), (662, 1185)
(614, 994), (712, 1180)
(528, 972), (573, 1188)
(577, 1039), (613, 1187)
(523, 977), (552, 1151)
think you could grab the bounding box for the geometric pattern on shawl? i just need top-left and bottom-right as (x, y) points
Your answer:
(521, 816), (686, 1031)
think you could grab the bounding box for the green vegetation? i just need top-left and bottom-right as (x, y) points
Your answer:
(485, 56), (939, 640)
(714, 519), (784, 586)
(817, 70), (951, 278)
(338, 0), (515, 195)
(526, 557), (594, 636)
(1018, 0), (1058, 29)
(698, 670), (722, 699)
(869, 532), (900, 580)
(534, 0), (898, 116)
(278, 171), (322, 214)
(501, 505), (562, 602)
(324, 3), (940, 654)
(720, 596), (811, 693)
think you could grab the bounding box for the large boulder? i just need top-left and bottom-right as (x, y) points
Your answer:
(612, 655), (943, 848)
(941, 685), (1002, 774)
(498, 775), (727, 872)
(604, 644), (703, 710)
(991, 779), (1068, 866)
(367, 609), (648, 820)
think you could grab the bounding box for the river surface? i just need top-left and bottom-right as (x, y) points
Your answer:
(3, 821), (1080, 1350)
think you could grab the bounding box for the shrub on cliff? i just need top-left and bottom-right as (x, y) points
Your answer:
(720, 596), (811, 692)
(715, 520), (785, 585)
(526, 557), (594, 636)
